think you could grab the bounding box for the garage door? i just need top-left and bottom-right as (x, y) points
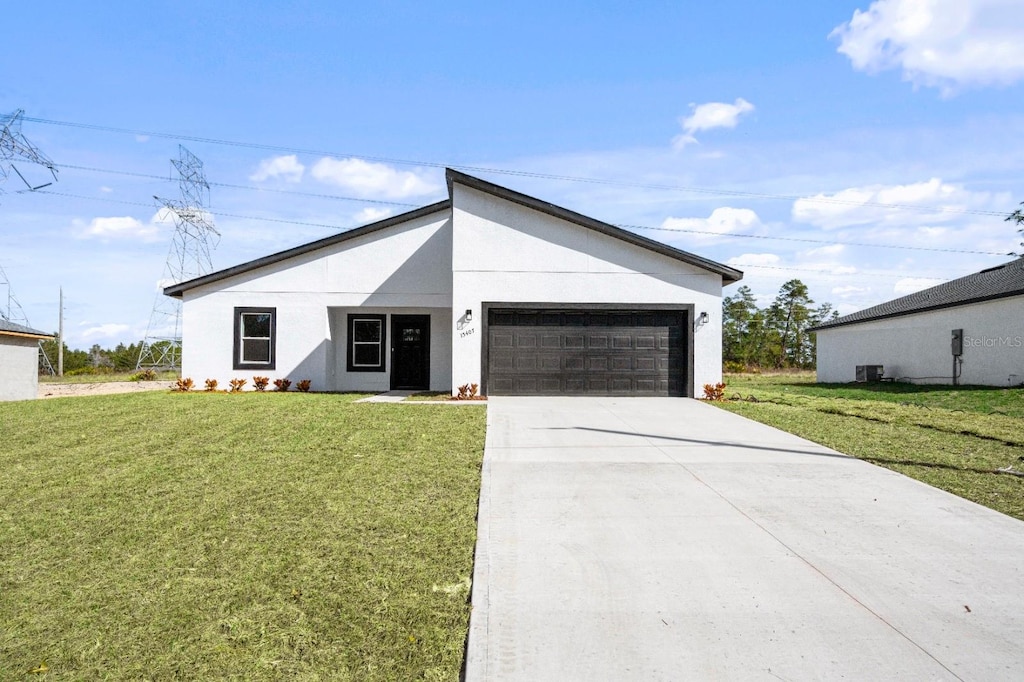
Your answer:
(486, 309), (686, 396)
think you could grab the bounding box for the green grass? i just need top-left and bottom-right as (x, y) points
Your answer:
(0, 392), (486, 680)
(39, 370), (179, 384)
(718, 373), (1024, 520)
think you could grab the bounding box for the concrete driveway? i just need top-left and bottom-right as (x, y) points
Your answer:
(465, 397), (1024, 681)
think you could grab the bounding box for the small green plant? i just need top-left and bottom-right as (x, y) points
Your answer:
(253, 376), (270, 392)
(295, 379), (312, 392)
(702, 382), (726, 401)
(204, 378), (218, 392)
(174, 377), (195, 392)
(129, 369), (157, 382)
(273, 378), (292, 392)
(229, 378), (247, 393)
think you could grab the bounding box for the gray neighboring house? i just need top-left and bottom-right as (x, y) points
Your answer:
(812, 258), (1024, 386)
(0, 320), (52, 401)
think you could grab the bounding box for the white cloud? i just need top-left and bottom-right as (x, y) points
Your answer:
(832, 285), (871, 297)
(791, 178), (999, 230)
(99, 186), (113, 193)
(80, 323), (130, 340)
(831, 0), (1024, 94)
(310, 157), (441, 198)
(661, 207), (760, 239)
(672, 98), (755, 150)
(353, 207), (393, 224)
(727, 253), (780, 267)
(802, 244), (846, 257)
(78, 216), (160, 242)
(250, 154), (305, 183)
(893, 277), (941, 295)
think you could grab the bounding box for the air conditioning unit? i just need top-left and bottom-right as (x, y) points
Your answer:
(856, 365), (884, 382)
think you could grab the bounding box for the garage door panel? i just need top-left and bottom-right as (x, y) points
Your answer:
(488, 308), (687, 397)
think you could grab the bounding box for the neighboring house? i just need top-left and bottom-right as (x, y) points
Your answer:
(812, 258), (1024, 386)
(165, 170), (742, 397)
(0, 320), (51, 401)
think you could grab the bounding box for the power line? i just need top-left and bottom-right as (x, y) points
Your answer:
(34, 189), (366, 232)
(53, 162), (421, 208)
(23, 115), (1010, 218)
(30, 183), (1011, 258)
(730, 262), (948, 280)
(621, 223), (1011, 256)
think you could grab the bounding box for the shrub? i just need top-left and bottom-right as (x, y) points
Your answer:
(273, 378), (292, 392)
(204, 378), (218, 392)
(174, 377), (195, 392)
(229, 378), (247, 393)
(295, 379), (312, 392)
(253, 376), (270, 392)
(702, 382), (726, 401)
(129, 369), (157, 382)
(454, 383), (480, 400)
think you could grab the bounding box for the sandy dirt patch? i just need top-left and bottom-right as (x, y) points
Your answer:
(38, 381), (175, 399)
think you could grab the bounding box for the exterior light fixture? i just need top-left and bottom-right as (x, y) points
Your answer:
(699, 311), (709, 324)
(465, 309), (473, 322)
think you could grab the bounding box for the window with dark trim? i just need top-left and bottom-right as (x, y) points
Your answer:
(233, 307), (276, 370)
(348, 314), (386, 372)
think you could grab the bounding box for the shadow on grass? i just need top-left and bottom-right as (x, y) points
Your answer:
(862, 457), (1023, 477)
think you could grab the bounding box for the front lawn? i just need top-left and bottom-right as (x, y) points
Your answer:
(0, 392), (486, 680)
(717, 373), (1024, 520)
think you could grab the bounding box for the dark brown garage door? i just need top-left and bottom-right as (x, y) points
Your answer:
(486, 309), (687, 396)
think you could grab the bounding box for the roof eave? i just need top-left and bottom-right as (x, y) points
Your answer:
(809, 289), (1024, 332)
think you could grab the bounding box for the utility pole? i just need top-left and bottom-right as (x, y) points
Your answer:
(58, 287), (64, 377)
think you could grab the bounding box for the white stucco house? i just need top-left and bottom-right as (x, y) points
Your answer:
(0, 320), (51, 401)
(164, 170), (742, 397)
(812, 258), (1024, 386)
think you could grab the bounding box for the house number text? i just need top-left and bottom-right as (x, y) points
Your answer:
(460, 327), (475, 338)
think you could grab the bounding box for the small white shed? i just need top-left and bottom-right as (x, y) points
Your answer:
(0, 320), (51, 401)
(812, 259), (1024, 386)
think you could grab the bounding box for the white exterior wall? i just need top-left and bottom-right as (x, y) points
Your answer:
(450, 185), (726, 394)
(0, 336), (42, 401)
(180, 211), (452, 390)
(816, 295), (1024, 386)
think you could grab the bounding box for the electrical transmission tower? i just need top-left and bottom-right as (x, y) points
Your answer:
(137, 145), (219, 370)
(1, 110), (58, 374)
(1, 109), (58, 195)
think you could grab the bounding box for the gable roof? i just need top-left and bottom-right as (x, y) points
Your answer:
(446, 169), (743, 284)
(165, 169), (742, 298)
(0, 318), (52, 339)
(811, 258), (1024, 332)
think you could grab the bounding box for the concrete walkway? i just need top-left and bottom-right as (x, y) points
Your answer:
(465, 397), (1024, 681)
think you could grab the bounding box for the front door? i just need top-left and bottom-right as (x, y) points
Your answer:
(391, 315), (430, 390)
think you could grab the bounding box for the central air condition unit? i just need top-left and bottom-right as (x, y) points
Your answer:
(856, 365), (884, 382)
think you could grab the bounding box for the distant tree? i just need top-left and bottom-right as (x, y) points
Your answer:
(1008, 202), (1024, 255)
(767, 279), (815, 368)
(722, 286), (758, 365)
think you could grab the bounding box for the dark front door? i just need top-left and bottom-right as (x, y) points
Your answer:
(391, 315), (430, 390)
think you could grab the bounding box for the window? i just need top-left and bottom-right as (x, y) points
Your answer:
(348, 314), (386, 372)
(234, 307), (276, 370)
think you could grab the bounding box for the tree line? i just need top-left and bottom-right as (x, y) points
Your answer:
(722, 279), (838, 371)
(39, 338), (177, 375)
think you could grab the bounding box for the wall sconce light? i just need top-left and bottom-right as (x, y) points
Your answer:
(465, 309), (473, 322)
(698, 311), (709, 324)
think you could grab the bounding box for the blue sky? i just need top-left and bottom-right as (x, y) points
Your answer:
(2, 0), (1022, 347)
